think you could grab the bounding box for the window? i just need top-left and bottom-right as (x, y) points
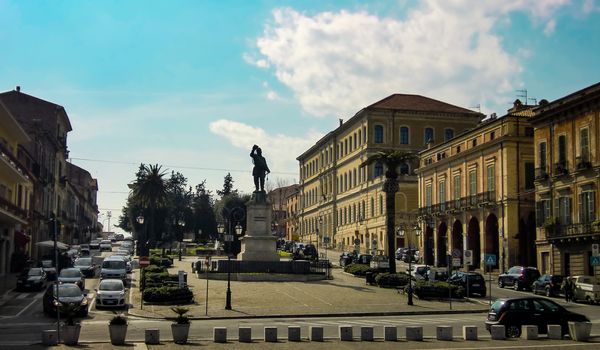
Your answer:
(490, 131), (495, 140)
(444, 128), (454, 141)
(579, 190), (596, 224)
(525, 162), (535, 190)
(424, 127), (434, 144)
(469, 170), (477, 195)
(486, 165), (495, 193)
(580, 128), (590, 163)
(472, 139), (477, 147)
(539, 142), (547, 171)
(400, 127), (409, 144)
(344, 139), (348, 155)
(439, 181), (446, 210)
(453, 175), (461, 202)
(425, 184), (432, 208)
(379, 195), (384, 215)
(536, 199), (551, 227)
(363, 126), (367, 143)
(358, 130), (362, 146)
(557, 196), (571, 225)
(370, 197), (375, 217)
(374, 125), (384, 143)
(353, 133), (357, 150)
(349, 137), (353, 152)
(399, 162), (409, 175)
(374, 162), (384, 177)
(558, 135), (567, 165)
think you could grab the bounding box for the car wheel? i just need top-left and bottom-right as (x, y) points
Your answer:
(545, 287), (552, 297)
(498, 279), (504, 288)
(506, 325), (521, 338)
(513, 281), (520, 291)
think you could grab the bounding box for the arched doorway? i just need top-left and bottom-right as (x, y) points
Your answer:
(452, 220), (463, 263)
(424, 226), (434, 265)
(437, 222), (448, 267)
(467, 217), (481, 269)
(485, 213), (499, 269)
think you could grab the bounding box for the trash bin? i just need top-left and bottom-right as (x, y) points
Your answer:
(366, 272), (376, 285)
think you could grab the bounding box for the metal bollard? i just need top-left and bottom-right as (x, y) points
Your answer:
(462, 325), (478, 341)
(361, 326), (374, 341)
(213, 327), (227, 343)
(523, 325), (538, 340)
(288, 326), (301, 342)
(144, 329), (160, 344)
(490, 325), (506, 340)
(339, 325), (353, 341)
(406, 326), (423, 341)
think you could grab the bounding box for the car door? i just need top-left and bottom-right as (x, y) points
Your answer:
(533, 276), (544, 294)
(503, 299), (533, 329)
(532, 298), (561, 333)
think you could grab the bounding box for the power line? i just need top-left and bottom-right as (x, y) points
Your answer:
(68, 157), (298, 175)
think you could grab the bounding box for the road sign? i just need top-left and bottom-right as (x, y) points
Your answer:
(354, 238), (361, 245)
(451, 249), (461, 258)
(139, 256), (150, 268)
(591, 255), (600, 266)
(452, 258), (462, 267)
(372, 239), (378, 247)
(593, 243), (600, 257)
(464, 250), (473, 265)
(484, 253), (497, 266)
(323, 236), (330, 244)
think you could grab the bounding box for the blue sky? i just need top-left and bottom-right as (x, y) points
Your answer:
(1, 0), (599, 226)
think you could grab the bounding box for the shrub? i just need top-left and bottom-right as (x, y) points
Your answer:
(144, 264), (167, 273)
(109, 313), (127, 325)
(413, 280), (465, 299)
(144, 286), (194, 303)
(375, 273), (411, 287)
(344, 263), (376, 276)
(171, 306), (190, 324)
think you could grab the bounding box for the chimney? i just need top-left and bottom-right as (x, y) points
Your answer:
(16, 86), (21, 92)
(339, 118), (343, 127)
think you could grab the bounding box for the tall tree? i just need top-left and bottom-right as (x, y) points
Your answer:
(217, 172), (237, 197)
(192, 181), (217, 241)
(362, 151), (416, 274)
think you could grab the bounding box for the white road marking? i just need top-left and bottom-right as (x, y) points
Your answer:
(14, 298), (37, 318)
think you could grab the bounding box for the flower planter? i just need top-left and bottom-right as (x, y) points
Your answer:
(568, 321), (592, 342)
(171, 323), (190, 344)
(109, 324), (128, 345)
(61, 324), (81, 345)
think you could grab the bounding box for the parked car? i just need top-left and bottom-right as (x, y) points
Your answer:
(39, 260), (57, 281)
(571, 275), (600, 304)
(16, 268), (48, 291)
(485, 297), (589, 338)
(498, 266), (540, 291)
(401, 249), (420, 263)
(425, 268), (449, 282)
(448, 271), (486, 297)
(339, 251), (356, 267)
(353, 254), (373, 265)
(58, 268), (85, 290)
(89, 239), (101, 250)
(42, 283), (88, 317)
(74, 257), (97, 278)
(100, 257), (127, 281)
(95, 279), (127, 309)
(111, 253), (132, 273)
(531, 274), (563, 297)
(99, 240), (112, 251)
(407, 264), (430, 280)
(395, 248), (408, 260)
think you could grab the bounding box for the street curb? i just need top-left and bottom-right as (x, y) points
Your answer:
(127, 308), (489, 321)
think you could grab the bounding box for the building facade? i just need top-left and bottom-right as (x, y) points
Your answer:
(297, 94), (483, 256)
(285, 186), (300, 241)
(268, 184), (298, 239)
(531, 82), (600, 276)
(416, 101), (537, 271)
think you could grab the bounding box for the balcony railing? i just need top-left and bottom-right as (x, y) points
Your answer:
(0, 142), (32, 180)
(535, 167), (549, 181)
(419, 192), (497, 215)
(576, 156), (592, 171)
(0, 195), (28, 221)
(553, 161), (569, 177)
(546, 222), (599, 240)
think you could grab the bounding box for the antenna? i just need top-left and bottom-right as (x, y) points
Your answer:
(528, 97), (538, 105)
(470, 104), (481, 113)
(516, 89), (527, 104)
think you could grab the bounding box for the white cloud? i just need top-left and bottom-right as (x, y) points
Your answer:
(582, 0), (599, 14)
(242, 52), (269, 68)
(544, 19), (557, 35)
(251, 1), (570, 117)
(266, 91), (280, 100)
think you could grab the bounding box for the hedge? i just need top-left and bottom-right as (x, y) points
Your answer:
(343, 263), (376, 276)
(375, 273), (411, 287)
(143, 285), (194, 304)
(413, 280), (465, 299)
(144, 264), (167, 273)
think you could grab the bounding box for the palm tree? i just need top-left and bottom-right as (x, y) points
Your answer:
(129, 164), (168, 256)
(362, 151), (416, 274)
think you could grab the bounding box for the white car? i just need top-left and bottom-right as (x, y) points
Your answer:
(95, 279), (127, 308)
(100, 240), (112, 251)
(109, 254), (132, 273)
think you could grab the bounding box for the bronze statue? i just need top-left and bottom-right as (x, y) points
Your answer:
(250, 145), (270, 192)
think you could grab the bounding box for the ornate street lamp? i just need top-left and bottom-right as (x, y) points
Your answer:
(177, 218), (185, 261)
(136, 214), (145, 256)
(397, 223), (422, 306)
(218, 222), (244, 310)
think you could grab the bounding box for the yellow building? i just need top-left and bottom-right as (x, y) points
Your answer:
(285, 186), (300, 241)
(531, 82), (600, 276)
(0, 101), (34, 275)
(297, 94), (482, 256)
(416, 101), (536, 271)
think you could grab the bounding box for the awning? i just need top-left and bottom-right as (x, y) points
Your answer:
(35, 240), (69, 250)
(14, 231), (30, 246)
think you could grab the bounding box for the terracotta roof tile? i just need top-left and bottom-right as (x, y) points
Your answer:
(367, 94), (479, 115)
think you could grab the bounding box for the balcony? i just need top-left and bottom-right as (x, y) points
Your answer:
(553, 161), (569, 177)
(0, 195), (28, 224)
(460, 195), (478, 210)
(445, 199), (462, 214)
(477, 191), (497, 207)
(546, 222), (599, 241)
(576, 156), (592, 172)
(0, 142), (31, 183)
(535, 167), (549, 181)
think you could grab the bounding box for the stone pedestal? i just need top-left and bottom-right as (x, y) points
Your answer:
(239, 192), (279, 261)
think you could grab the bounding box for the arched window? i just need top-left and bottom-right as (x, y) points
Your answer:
(374, 161), (384, 177)
(444, 128), (454, 141)
(374, 125), (384, 143)
(400, 126), (409, 144)
(424, 127), (434, 144)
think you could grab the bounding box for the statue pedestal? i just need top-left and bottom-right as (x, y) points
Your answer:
(239, 192), (279, 262)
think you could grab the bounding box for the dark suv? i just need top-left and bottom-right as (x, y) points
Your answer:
(448, 271), (486, 297)
(531, 274), (563, 297)
(498, 266), (540, 291)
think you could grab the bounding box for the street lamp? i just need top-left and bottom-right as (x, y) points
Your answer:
(397, 223), (422, 306)
(218, 222), (243, 310)
(177, 218), (185, 261)
(136, 214), (146, 256)
(317, 216), (323, 261)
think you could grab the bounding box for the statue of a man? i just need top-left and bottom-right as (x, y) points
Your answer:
(250, 145), (270, 192)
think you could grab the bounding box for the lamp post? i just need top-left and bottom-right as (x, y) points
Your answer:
(218, 222), (242, 310)
(317, 216), (323, 261)
(397, 223), (422, 306)
(136, 214), (146, 256)
(177, 218), (185, 261)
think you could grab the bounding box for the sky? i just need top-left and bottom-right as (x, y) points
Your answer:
(1, 0), (600, 229)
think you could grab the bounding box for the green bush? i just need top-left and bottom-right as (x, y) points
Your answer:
(144, 264), (167, 273)
(343, 263), (376, 276)
(413, 280), (465, 299)
(143, 285), (194, 303)
(375, 273), (411, 287)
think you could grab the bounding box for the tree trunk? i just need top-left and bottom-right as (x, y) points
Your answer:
(383, 177), (399, 274)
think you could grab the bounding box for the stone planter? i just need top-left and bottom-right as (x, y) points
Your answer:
(109, 324), (128, 345)
(568, 321), (592, 342)
(61, 325), (81, 345)
(171, 323), (190, 344)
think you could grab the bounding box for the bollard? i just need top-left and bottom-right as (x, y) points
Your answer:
(406, 326), (423, 341)
(339, 325), (353, 341)
(437, 326), (453, 341)
(145, 329), (160, 344)
(384, 326), (397, 341)
(547, 325), (562, 340)
(239, 327), (252, 343)
(310, 326), (324, 342)
(214, 327), (227, 343)
(523, 325), (538, 340)
(490, 325), (506, 340)
(41, 330), (58, 346)
(361, 326), (374, 341)
(462, 325), (478, 341)
(288, 326), (301, 342)
(264, 327), (278, 342)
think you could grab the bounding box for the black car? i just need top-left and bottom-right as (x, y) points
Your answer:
(401, 249), (419, 263)
(485, 297), (589, 338)
(16, 268), (48, 291)
(42, 283), (89, 317)
(339, 252), (356, 267)
(532, 274), (564, 297)
(353, 254), (373, 265)
(74, 257), (96, 278)
(448, 271), (486, 297)
(498, 266), (540, 291)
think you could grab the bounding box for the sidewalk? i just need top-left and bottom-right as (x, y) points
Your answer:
(128, 255), (488, 320)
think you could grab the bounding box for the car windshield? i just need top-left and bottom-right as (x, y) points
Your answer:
(490, 300), (505, 313)
(41, 260), (53, 268)
(60, 269), (81, 278)
(54, 284), (82, 297)
(75, 258), (92, 267)
(468, 274), (484, 282)
(100, 281), (123, 291)
(102, 261), (124, 269)
(25, 268), (43, 276)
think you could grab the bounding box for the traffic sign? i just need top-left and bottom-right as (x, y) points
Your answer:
(464, 250), (473, 265)
(354, 238), (361, 245)
(372, 239), (378, 247)
(592, 243), (600, 257)
(452, 258), (462, 267)
(591, 255), (600, 266)
(451, 249), (461, 258)
(484, 253), (497, 266)
(139, 256), (150, 268)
